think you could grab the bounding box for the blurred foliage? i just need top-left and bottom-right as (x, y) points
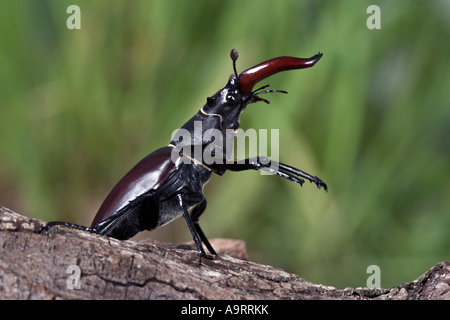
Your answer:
(0, 0), (449, 289)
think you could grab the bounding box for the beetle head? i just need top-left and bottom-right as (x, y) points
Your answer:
(201, 77), (246, 130)
(201, 49), (323, 131)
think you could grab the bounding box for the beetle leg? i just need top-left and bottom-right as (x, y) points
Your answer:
(194, 223), (217, 256)
(38, 221), (98, 235)
(277, 162), (328, 191)
(177, 193), (210, 258)
(190, 199), (217, 255)
(216, 157), (327, 192)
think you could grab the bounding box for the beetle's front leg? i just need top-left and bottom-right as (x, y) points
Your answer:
(214, 157), (327, 191)
(277, 162), (328, 191)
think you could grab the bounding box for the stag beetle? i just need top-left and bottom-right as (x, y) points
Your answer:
(39, 49), (327, 257)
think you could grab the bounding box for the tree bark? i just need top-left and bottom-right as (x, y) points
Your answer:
(0, 205), (448, 300)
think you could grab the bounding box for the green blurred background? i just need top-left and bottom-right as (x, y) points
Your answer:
(1, 0), (449, 289)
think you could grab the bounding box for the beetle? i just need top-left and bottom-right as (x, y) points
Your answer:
(39, 49), (327, 257)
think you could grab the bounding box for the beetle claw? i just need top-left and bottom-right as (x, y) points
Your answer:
(313, 176), (328, 192)
(199, 252), (216, 260)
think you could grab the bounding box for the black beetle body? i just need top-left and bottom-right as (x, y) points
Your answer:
(40, 49), (327, 257)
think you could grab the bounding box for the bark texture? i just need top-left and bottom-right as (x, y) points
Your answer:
(0, 205), (448, 300)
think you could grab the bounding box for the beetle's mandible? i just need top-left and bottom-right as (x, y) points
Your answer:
(39, 49), (327, 257)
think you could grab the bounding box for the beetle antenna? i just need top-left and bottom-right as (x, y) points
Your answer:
(230, 48), (239, 78)
(253, 84), (288, 95)
(249, 84), (288, 104)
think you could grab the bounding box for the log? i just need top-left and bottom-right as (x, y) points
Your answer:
(0, 205), (448, 300)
